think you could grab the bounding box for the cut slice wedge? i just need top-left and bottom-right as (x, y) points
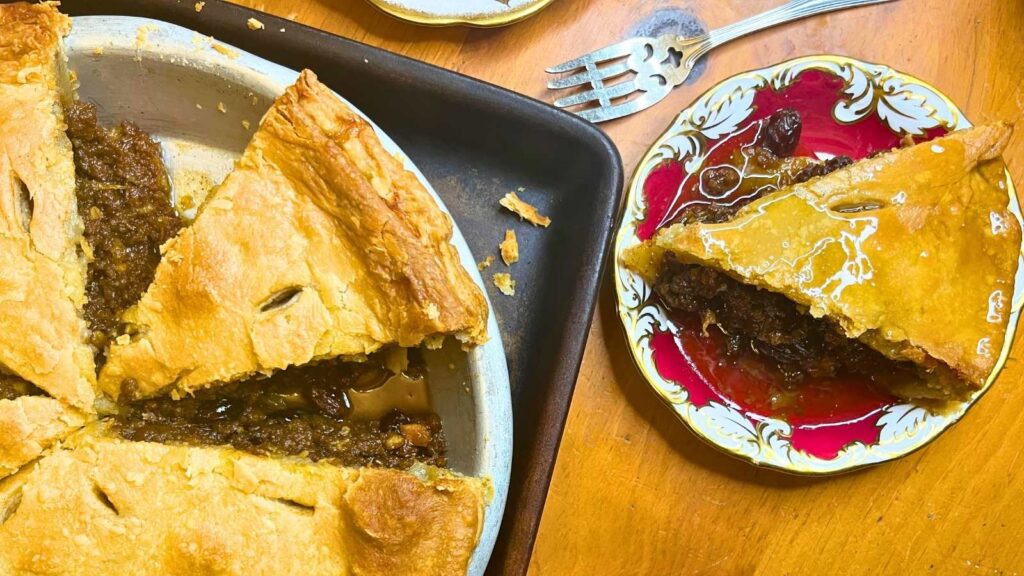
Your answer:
(0, 4), (95, 409)
(99, 71), (489, 400)
(625, 123), (1020, 400)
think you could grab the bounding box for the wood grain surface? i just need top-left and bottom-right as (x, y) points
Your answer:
(236, 0), (1024, 573)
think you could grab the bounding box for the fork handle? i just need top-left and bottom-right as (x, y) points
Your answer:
(700, 0), (894, 53)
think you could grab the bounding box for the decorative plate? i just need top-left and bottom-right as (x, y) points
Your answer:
(366, 0), (554, 27)
(613, 55), (1024, 475)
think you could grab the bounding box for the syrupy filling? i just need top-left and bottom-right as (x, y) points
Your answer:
(653, 109), (909, 387)
(674, 109), (853, 227)
(64, 104), (450, 470)
(113, 351), (447, 469)
(66, 101), (183, 356)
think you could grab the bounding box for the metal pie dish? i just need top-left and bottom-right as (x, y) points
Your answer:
(614, 55), (1024, 475)
(67, 16), (512, 574)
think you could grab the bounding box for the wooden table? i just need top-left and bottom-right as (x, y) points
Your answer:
(239, 0), (1024, 573)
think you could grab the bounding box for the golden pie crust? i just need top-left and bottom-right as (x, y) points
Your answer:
(0, 428), (488, 575)
(0, 3), (95, 409)
(99, 71), (489, 400)
(0, 396), (84, 478)
(626, 123), (1019, 399)
(0, 3), (96, 480)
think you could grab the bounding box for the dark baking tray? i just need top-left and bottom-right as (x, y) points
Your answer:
(48, 0), (625, 573)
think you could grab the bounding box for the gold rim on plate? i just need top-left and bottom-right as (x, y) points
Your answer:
(366, 0), (555, 27)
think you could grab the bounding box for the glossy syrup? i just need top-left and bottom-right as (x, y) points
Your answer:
(642, 69), (948, 458)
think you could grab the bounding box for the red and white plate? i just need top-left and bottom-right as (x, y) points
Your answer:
(613, 55), (1024, 475)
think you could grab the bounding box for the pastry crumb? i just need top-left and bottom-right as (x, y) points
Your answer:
(241, 119), (251, 130)
(194, 1), (204, 12)
(212, 43), (239, 59)
(500, 191), (550, 227)
(195, 103), (203, 110)
(477, 255), (494, 270)
(92, 46), (104, 55)
(217, 101), (227, 113)
(493, 273), (515, 296)
(500, 229), (518, 265)
(247, 17), (265, 30)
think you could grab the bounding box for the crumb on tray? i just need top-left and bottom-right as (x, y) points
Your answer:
(195, 1), (205, 12)
(247, 17), (265, 31)
(477, 255), (495, 271)
(500, 229), (519, 265)
(493, 273), (515, 296)
(500, 190), (550, 227)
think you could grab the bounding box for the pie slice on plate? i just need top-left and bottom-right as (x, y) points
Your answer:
(99, 70), (489, 401)
(0, 3), (95, 477)
(625, 123), (1020, 400)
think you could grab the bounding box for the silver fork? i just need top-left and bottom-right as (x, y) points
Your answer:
(546, 0), (897, 123)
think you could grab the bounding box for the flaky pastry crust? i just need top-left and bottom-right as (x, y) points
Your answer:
(0, 3), (95, 409)
(0, 395), (84, 478)
(0, 431), (487, 575)
(626, 124), (1020, 399)
(99, 70), (488, 400)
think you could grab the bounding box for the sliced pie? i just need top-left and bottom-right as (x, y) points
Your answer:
(0, 428), (487, 575)
(99, 71), (488, 401)
(625, 123), (1020, 400)
(0, 3), (95, 477)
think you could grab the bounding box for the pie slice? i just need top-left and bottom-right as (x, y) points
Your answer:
(0, 3), (96, 408)
(0, 3), (96, 478)
(625, 123), (1020, 400)
(0, 429), (488, 575)
(99, 71), (488, 400)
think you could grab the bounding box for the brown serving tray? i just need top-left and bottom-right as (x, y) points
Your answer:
(43, 1), (624, 572)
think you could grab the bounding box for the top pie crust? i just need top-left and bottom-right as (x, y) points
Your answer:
(0, 428), (487, 575)
(99, 71), (489, 400)
(626, 123), (1019, 398)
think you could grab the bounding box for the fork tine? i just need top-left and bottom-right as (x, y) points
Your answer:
(552, 78), (639, 109)
(576, 89), (665, 123)
(546, 62), (631, 90)
(545, 37), (648, 74)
